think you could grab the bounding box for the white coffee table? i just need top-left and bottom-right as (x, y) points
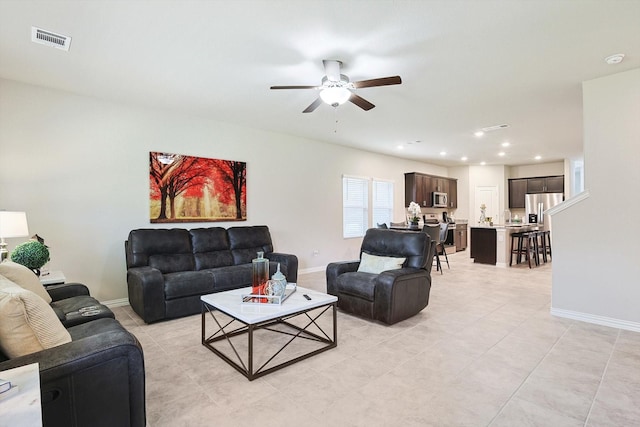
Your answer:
(201, 285), (337, 380)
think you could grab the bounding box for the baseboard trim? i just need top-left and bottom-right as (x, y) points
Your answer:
(550, 307), (640, 332)
(103, 298), (130, 308)
(299, 266), (327, 274)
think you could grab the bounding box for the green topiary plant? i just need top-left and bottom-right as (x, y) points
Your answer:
(10, 240), (50, 276)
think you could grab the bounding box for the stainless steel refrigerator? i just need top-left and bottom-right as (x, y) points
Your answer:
(525, 193), (563, 231)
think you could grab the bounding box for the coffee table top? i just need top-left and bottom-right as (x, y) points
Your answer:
(201, 285), (337, 324)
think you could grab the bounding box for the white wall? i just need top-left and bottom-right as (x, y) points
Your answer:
(0, 79), (444, 302)
(552, 68), (640, 328)
(508, 162), (564, 179)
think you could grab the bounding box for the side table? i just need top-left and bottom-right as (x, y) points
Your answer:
(39, 270), (66, 287)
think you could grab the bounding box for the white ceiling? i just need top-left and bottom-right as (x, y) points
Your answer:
(1, 0), (639, 167)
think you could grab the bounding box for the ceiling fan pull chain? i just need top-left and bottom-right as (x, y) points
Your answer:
(334, 106), (339, 133)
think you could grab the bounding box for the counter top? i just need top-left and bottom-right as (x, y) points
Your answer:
(470, 224), (539, 231)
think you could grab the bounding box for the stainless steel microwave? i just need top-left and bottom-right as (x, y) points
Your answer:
(432, 192), (448, 208)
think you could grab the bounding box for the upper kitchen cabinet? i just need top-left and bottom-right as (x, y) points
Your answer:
(508, 179), (528, 209)
(405, 172), (457, 208)
(509, 175), (564, 208)
(405, 173), (432, 207)
(526, 175), (565, 194)
(448, 179), (457, 209)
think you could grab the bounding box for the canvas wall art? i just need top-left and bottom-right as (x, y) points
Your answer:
(149, 152), (246, 223)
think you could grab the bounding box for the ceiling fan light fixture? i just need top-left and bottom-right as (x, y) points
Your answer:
(319, 87), (351, 107)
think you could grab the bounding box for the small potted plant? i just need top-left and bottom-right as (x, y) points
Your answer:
(10, 240), (50, 276)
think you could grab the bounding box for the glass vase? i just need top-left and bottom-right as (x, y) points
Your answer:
(252, 251), (269, 298)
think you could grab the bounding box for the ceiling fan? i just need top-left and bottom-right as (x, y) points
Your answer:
(270, 59), (402, 113)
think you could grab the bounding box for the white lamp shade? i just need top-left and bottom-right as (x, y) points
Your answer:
(0, 211), (29, 238)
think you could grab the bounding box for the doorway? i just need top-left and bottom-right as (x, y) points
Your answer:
(474, 186), (499, 225)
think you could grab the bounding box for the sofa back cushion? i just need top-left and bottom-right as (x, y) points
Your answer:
(126, 229), (194, 273)
(0, 261), (52, 303)
(227, 226), (274, 265)
(0, 276), (71, 358)
(360, 228), (430, 270)
(190, 228), (234, 270)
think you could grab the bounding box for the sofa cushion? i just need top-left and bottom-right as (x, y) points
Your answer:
(163, 270), (214, 300)
(190, 227), (234, 270)
(0, 280), (71, 358)
(357, 252), (406, 275)
(0, 261), (52, 303)
(336, 272), (377, 301)
(126, 228), (193, 268)
(149, 253), (194, 274)
(227, 226), (274, 265)
(210, 264), (253, 292)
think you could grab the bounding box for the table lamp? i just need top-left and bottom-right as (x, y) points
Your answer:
(0, 211), (29, 262)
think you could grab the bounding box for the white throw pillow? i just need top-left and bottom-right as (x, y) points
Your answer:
(0, 279), (71, 358)
(0, 261), (52, 303)
(357, 252), (406, 274)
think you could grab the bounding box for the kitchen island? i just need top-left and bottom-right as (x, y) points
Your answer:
(470, 224), (540, 267)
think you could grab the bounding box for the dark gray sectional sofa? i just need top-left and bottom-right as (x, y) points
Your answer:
(125, 225), (298, 323)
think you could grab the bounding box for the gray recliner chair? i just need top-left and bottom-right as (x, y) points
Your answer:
(326, 228), (435, 325)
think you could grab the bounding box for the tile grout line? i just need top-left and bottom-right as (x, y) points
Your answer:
(485, 322), (575, 426)
(582, 328), (621, 427)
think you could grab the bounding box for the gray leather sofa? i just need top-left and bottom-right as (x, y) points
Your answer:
(326, 228), (435, 325)
(0, 285), (145, 427)
(125, 225), (298, 323)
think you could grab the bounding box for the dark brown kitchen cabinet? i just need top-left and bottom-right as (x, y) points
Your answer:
(405, 173), (432, 207)
(509, 175), (564, 208)
(526, 175), (564, 194)
(405, 173), (457, 208)
(454, 224), (467, 251)
(509, 179), (528, 209)
(448, 179), (457, 209)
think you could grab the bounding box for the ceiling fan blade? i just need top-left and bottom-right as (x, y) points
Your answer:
(352, 76), (402, 89)
(303, 97), (323, 113)
(323, 60), (342, 82)
(349, 93), (375, 111)
(270, 85), (319, 90)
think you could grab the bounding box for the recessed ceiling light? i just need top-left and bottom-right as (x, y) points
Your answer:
(534, 155), (542, 160)
(397, 145), (404, 150)
(461, 156), (468, 161)
(605, 54), (625, 65)
(474, 131), (484, 137)
(480, 161), (486, 166)
(498, 152), (506, 157)
(501, 141), (510, 147)
(440, 151), (447, 156)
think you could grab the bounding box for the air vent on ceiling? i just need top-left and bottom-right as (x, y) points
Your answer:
(480, 124), (509, 132)
(31, 26), (71, 51)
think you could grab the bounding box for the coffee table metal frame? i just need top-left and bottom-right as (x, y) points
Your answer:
(201, 287), (337, 381)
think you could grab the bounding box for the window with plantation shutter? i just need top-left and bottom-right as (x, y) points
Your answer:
(373, 179), (394, 227)
(343, 175), (369, 238)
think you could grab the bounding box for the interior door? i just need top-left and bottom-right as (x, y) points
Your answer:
(474, 186), (499, 224)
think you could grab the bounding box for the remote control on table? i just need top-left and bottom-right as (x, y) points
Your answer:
(303, 294), (311, 300)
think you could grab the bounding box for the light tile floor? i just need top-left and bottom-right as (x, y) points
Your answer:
(114, 252), (640, 427)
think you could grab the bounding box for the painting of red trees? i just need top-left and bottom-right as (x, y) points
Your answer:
(150, 152), (246, 223)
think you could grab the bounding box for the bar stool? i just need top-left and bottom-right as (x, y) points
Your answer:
(538, 230), (552, 262)
(510, 232), (538, 268)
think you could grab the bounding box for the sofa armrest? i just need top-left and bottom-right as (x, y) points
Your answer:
(0, 318), (146, 427)
(127, 266), (165, 323)
(325, 260), (360, 295)
(268, 252), (299, 283)
(47, 283), (90, 302)
(373, 268), (431, 324)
